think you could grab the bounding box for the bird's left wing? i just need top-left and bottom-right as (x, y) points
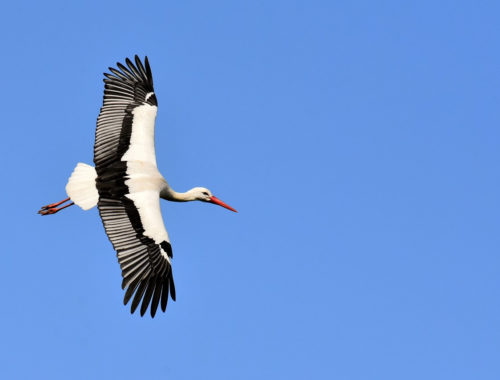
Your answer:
(98, 180), (176, 317)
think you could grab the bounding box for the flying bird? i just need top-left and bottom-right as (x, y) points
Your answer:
(38, 55), (237, 317)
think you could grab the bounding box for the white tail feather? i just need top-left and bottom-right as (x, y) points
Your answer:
(66, 163), (98, 210)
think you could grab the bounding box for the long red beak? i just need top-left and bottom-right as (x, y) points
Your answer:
(210, 196), (237, 213)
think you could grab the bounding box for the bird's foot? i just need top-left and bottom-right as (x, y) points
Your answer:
(38, 207), (59, 215)
(38, 198), (74, 215)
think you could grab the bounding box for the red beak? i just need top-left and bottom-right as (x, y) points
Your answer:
(209, 196), (238, 213)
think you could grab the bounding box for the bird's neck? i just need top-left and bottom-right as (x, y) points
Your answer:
(160, 186), (197, 202)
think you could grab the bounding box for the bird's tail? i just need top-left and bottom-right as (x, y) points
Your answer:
(65, 162), (98, 210)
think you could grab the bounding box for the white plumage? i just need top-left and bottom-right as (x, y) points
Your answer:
(39, 55), (237, 318)
(65, 163), (98, 210)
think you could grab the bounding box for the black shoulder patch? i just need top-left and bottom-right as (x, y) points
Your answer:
(160, 241), (173, 258)
(146, 93), (158, 106)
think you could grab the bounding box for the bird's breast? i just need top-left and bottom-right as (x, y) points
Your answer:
(124, 161), (166, 194)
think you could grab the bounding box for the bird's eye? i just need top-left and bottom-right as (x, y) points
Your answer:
(202, 191), (209, 196)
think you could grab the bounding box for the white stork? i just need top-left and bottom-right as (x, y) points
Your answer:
(38, 55), (237, 317)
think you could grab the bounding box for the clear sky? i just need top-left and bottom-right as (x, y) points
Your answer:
(1, 1), (499, 379)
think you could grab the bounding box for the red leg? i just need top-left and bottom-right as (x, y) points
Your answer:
(38, 198), (74, 215)
(40, 197), (71, 210)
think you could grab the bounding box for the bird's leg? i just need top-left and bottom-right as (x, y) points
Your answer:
(38, 197), (75, 215)
(40, 197), (71, 209)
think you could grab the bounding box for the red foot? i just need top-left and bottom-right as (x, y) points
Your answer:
(38, 208), (58, 215)
(38, 198), (74, 215)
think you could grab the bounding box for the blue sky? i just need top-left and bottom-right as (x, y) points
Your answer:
(1, 1), (499, 379)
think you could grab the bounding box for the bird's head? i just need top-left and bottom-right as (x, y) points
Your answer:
(191, 187), (237, 212)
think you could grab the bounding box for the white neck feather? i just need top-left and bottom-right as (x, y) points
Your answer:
(160, 187), (198, 202)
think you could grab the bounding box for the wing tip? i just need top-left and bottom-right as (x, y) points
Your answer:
(123, 270), (176, 318)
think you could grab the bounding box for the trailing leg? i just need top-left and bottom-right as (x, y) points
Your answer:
(38, 198), (75, 215)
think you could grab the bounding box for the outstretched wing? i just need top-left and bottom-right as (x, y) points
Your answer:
(98, 188), (176, 318)
(94, 55), (158, 170)
(93, 56), (175, 317)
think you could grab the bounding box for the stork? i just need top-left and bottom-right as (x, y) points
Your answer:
(38, 56), (237, 317)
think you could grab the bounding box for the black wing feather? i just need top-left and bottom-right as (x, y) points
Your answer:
(131, 280), (149, 314)
(150, 277), (163, 318)
(161, 278), (170, 312)
(140, 278), (156, 316)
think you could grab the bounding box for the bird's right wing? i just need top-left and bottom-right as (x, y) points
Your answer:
(94, 55), (159, 172)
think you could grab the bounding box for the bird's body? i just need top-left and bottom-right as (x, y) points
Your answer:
(39, 56), (236, 317)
